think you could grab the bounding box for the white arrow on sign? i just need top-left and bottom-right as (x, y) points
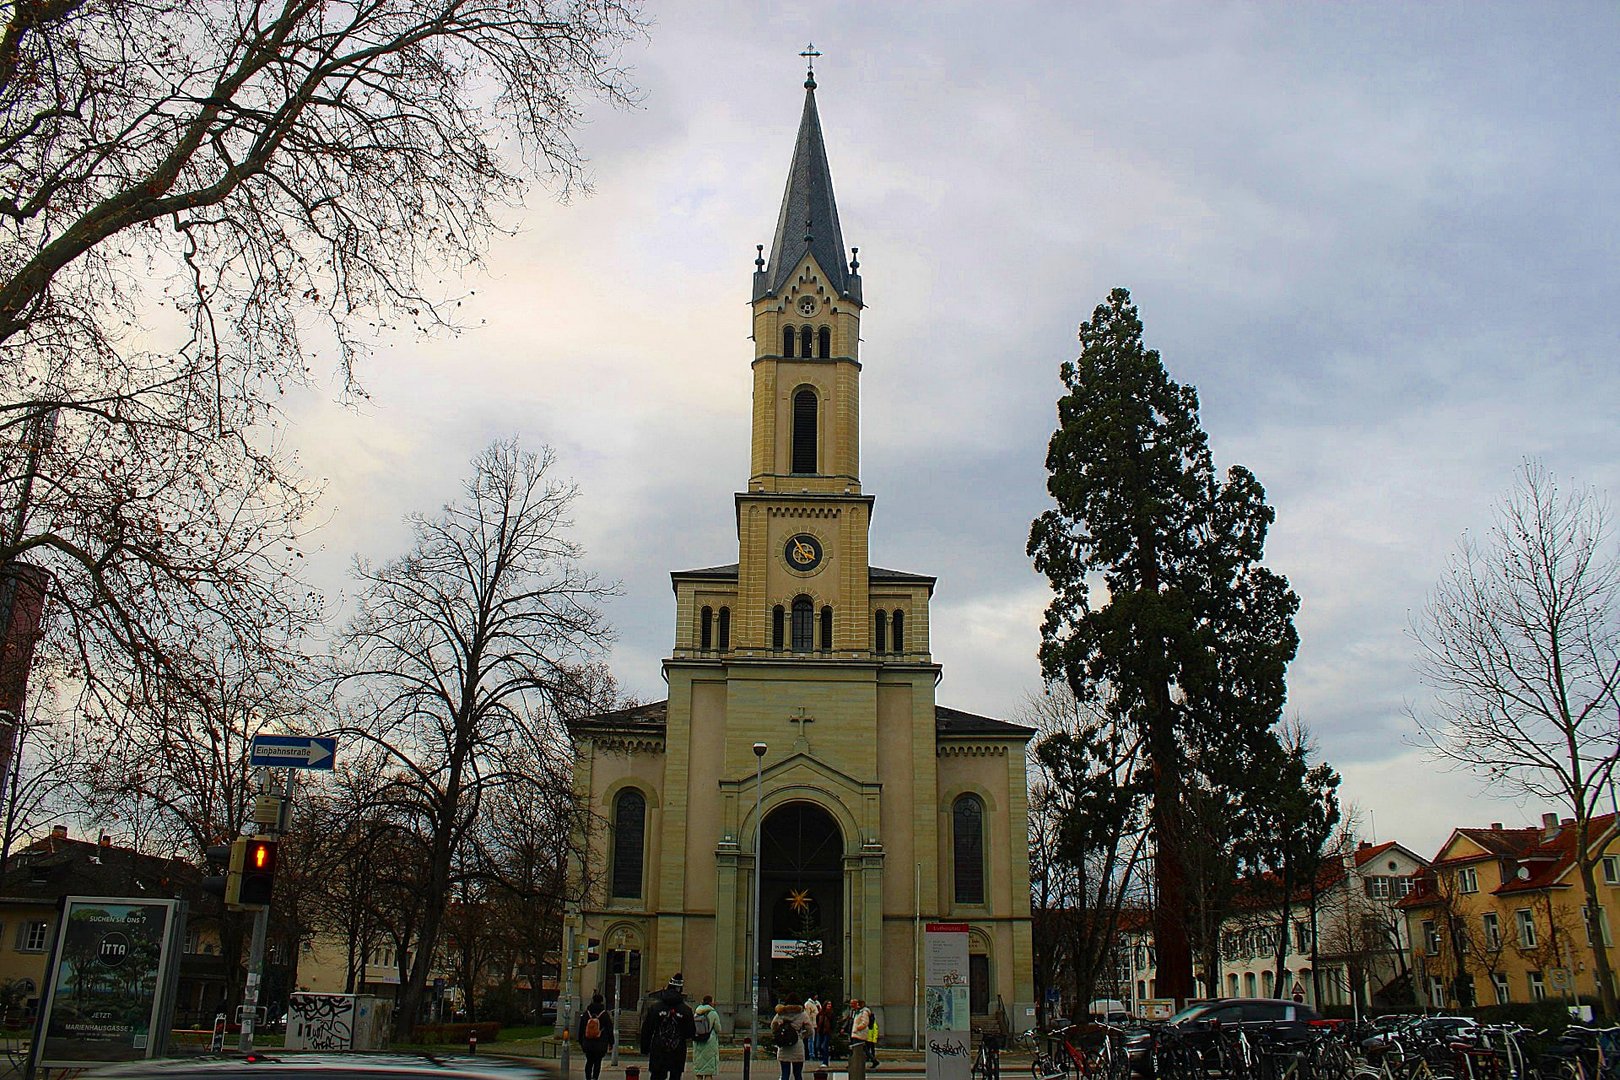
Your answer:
(249, 735), (337, 770)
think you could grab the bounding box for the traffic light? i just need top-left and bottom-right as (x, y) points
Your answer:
(238, 838), (278, 907)
(200, 843), (237, 904)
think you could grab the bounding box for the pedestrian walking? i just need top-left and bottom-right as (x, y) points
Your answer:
(849, 998), (877, 1068)
(771, 993), (813, 1080)
(692, 995), (721, 1080)
(578, 992), (614, 1080)
(641, 973), (697, 1080)
(814, 990), (832, 1064)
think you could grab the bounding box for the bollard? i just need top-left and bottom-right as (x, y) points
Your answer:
(849, 1040), (866, 1080)
(626, 1067), (641, 1080)
(742, 1039), (752, 1080)
(468, 1030), (478, 1054)
(815, 1071), (829, 1080)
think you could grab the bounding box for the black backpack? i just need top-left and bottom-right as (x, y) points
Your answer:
(774, 1020), (800, 1049)
(652, 1007), (685, 1054)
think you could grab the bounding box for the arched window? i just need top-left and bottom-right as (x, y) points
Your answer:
(953, 793), (985, 905)
(800, 325), (815, 358)
(783, 326), (795, 356)
(818, 325), (831, 358)
(874, 610), (886, 653)
(772, 605), (785, 651)
(611, 788), (646, 899)
(791, 388), (818, 474)
(700, 606), (713, 650)
(718, 607), (731, 651)
(820, 606), (833, 650)
(892, 610), (905, 653)
(791, 595), (814, 652)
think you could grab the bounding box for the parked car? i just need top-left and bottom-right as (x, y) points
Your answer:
(1125, 998), (1322, 1076)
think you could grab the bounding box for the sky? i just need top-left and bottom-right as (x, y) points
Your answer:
(284, 2), (1620, 860)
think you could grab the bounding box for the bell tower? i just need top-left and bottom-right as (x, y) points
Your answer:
(735, 57), (874, 654)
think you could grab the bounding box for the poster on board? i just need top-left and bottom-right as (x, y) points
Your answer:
(31, 896), (183, 1070)
(924, 922), (971, 1080)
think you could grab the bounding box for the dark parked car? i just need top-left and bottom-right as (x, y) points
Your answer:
(1125, 998), (1322, 1076)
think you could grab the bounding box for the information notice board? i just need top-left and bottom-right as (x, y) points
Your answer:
(924, 922), (971, 1080)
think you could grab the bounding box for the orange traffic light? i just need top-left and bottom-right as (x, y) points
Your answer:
(238, 839), (278, 906)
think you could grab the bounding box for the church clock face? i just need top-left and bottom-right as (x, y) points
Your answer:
(784, 533), (825, 573)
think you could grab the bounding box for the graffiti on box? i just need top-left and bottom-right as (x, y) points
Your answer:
(288, 993), (355, 1051)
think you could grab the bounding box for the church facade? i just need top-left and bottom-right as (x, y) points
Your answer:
(564, 70), (1035, 1044)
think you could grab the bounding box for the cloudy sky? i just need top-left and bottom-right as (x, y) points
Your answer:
(287, 2), (1620, 859)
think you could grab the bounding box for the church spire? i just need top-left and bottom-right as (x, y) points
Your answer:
(756, 52), (857, 302)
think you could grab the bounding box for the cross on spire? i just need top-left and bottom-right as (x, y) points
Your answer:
(800, 43), (821, 89)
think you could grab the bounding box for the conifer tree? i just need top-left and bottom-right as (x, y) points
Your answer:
(1028, 288), (1300, 1004)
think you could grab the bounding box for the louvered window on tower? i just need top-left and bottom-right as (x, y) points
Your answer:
(820, 606), (833, 650)
(818, 326), (831, 358)
(700, 606), (713, 650)
(874, 610), (886, 652)
(791, 389), (818, 474)
(783, 326), (795, 356)
(718, 607), (731, 651)
(892, 610), (905, 653)
(772, 605), (785, 650)
(791, 595), (814, 652)
(800, 325), (815, 358)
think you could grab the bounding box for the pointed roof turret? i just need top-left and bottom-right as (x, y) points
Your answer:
(756, 60), (857, 302)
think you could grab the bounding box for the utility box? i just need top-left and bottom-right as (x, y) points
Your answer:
(286, 993), (391, 1051)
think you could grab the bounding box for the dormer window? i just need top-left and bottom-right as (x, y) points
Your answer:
(791, 388), (818, 474)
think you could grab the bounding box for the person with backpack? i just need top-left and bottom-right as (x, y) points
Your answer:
(640, 973), (697, 1080)
(577, 992), (614, 1080)
(691, 994), (720, 1080)
(771, 993), (813, 1080)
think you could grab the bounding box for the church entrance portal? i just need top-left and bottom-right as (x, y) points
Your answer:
(759, 801), (843, 1007)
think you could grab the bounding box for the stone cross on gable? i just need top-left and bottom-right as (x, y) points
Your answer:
(789, 707), (815, 751)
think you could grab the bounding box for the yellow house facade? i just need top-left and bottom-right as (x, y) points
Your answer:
(563, 67), (1036, 1043)
(1399, 813), (1620, 1008)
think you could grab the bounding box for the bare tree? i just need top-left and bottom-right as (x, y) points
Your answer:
(334, 439), (616, 1037)
(1414, 462), (1620, 1018)
(0, 0), (643, 762)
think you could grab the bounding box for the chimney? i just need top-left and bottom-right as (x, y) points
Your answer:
(1359, 841), (1372, 850)
(49, 824), (67, 839)
(1491, 823), (1504, 831)
(98, 833), (111, 847)
(1543, 812), (1560, 838)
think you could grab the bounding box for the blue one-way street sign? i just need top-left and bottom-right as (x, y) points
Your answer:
(249, 735), (338, 771)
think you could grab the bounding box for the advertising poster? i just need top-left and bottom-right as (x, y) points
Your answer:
(33, 897), (180, 1069)
(924, 923), (971, 1080)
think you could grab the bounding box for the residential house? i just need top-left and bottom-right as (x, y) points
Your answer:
(1398, 813), (1620, 1008)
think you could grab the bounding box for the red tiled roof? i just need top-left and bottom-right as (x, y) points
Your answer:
(1399, 814), (1618, 904)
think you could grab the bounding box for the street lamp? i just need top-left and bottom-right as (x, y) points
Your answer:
(750, 742), (767, 1054)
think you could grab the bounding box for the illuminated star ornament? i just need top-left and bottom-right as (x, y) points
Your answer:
(788, 888), (813, 913)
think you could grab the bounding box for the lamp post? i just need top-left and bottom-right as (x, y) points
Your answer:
(751, 741), (767, 1054)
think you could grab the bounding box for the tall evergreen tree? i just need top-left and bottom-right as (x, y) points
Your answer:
(1028, 288), (1300, 1004)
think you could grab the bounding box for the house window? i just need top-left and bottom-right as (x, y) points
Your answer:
(874, 610), (886, 653)
(772, 605), (785, 650)
(819, 606), (833, 650)
(1586, 905), (1613, 947)
(1395, 878), (1414, 897)
(953, 794), (986, 905)
(1458, 867), (1478, 893)
(1294, 922), (1311, 951)
(1492, 972), (1510, 1004)
(610, 789), (646, 900)
(1367, 876), (1389, 899)
(892, 610), (905, 653)
(718, 607), (731, 651)
(1482, 912), (1501, 949)
(17, 921), (50, 952)
(791, 596), (814, 652)
(1422, 920), (1440, 956)
(969, 952), (990, 1015)
(1528, 971), (1546, 1002)
(1516, 909), (1537, 948)
(791, 388), (818, 474)
(1244, 972), (1257, 996)
(818, 325), (831, 358)
(1428, 977), (1447, 1007)
(700, 606), (713, 650)
(1604, 855), (1619, 885)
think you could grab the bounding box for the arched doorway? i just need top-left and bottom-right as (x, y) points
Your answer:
(759, 801), (843, 1007)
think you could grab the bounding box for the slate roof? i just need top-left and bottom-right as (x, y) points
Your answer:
(756, 80), (857, 302)
(0, 833), (201, 904)
(568, 700), (1031, 741)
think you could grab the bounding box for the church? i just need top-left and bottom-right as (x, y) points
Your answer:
(564, 63), (1036, 1045)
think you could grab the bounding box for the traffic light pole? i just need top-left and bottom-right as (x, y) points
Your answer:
(239, 904), (269, 1052)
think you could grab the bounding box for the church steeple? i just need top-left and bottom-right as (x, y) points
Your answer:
(754, 59), (859, 302)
